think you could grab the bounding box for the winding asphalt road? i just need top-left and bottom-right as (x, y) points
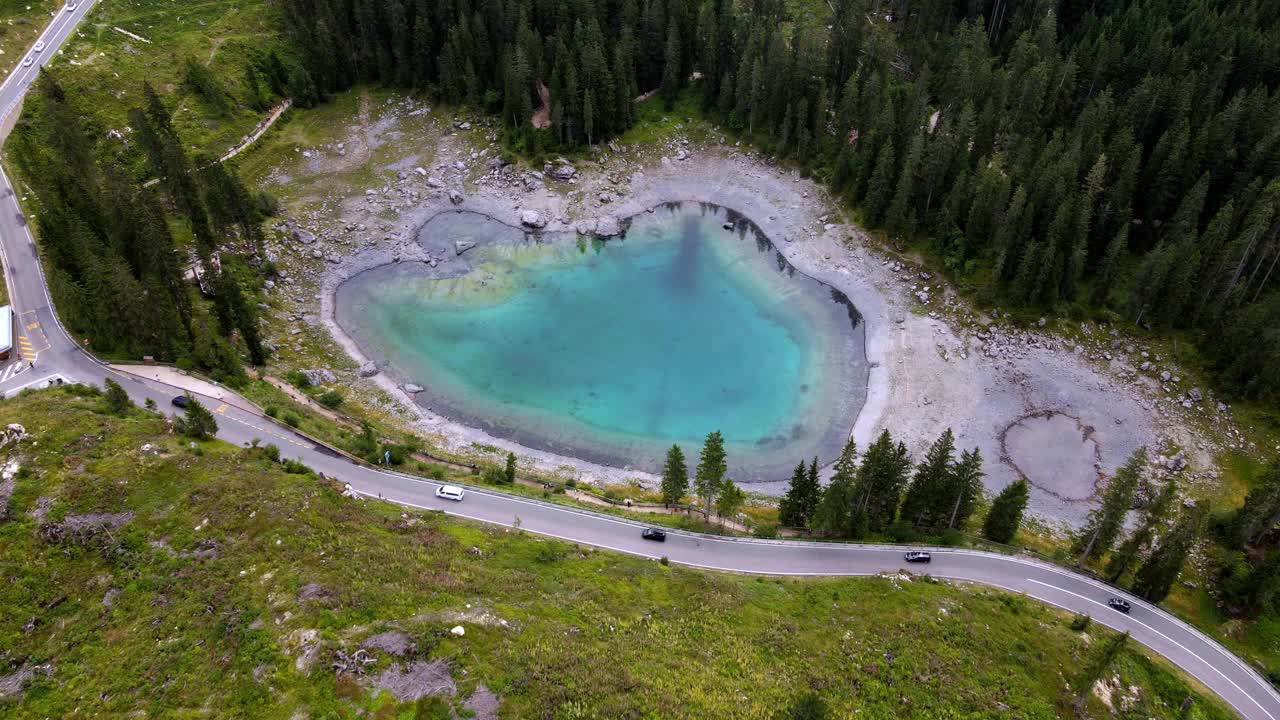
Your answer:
(0, 7), (1277, 719)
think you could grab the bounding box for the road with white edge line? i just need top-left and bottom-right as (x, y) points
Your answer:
(0, 5), (1277, 718)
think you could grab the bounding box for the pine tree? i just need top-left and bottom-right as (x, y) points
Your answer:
(779, 461), (811, 528)
(661, 24), (681, 111)
(177, 394), (218, 440)
(695, 431), (727, 517)
(1133, 505), (1207, 603)
(1234, 461), (1280, 546)
(1107, 479), (1177, 582)
(901, 429), (956, 529)
(102, 378), (132, 416)
(983, 478), (1029, 544)
(1074, 448), (1146, 566)
(852, 430), (911, 532)
(946, 448), (984, 530)
(1074, 631), (1130, 712)
(661, 444), (689, 506)
(504, 452), (517, 484)
(716, 479), (745, 521)
(864, 139), (897, 223)
(812, 439), (857, 536)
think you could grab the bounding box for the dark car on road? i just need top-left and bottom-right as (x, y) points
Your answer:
(641, 528), (667, 542)
(171, 395), (190, 409)
(1108, 598), (1131, 614)
(904, 551), (932, 563)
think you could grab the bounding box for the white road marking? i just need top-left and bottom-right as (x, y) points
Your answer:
(1027, 578), (1275, 720)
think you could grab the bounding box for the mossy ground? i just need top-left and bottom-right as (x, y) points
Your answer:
(0, 386), (1236, 719)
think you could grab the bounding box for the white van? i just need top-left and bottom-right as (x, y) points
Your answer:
(435, 485), (465, 501)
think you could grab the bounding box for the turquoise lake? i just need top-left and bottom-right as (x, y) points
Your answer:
(334, 203), (866, 481)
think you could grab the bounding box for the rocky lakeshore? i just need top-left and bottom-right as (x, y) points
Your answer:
(253, 99), (1248, 524)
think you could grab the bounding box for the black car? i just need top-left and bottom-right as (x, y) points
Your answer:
(641, 528), (667, 542)
(171, 395), (190, 409)
(1108, 598), (1131, 614)
(904, 551), (932, 563)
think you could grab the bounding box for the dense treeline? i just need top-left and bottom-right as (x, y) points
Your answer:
(10, 75), (272, 381)
(275, 0), (1280, 403)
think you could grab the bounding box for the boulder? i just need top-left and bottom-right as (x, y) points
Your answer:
(414, 167), (427, 177)
(1188, 388), (1203, 403)
(595, 216), (621, 237)
(520, 210), (548, 228)
(302, 368), (337, 386)
(426, 176), (444, 188)
(575, 219), (598, 236)
(402, 383), (424, 394)
(547, 162), (576, 181)
(450, 625), (465, 637)
(291, 228), (317, 245)
(675, 148), (689, 161)
(357, 361), (380, 378)
(448, 190), (464, 205)
(454, 241), (476, 255)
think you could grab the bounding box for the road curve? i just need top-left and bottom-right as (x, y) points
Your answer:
(0, 9), (1276, 719)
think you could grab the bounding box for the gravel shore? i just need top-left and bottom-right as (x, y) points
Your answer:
(265, 106), (1226, 525)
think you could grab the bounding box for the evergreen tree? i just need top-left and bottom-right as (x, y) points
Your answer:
(1107, 480), (1178, 583)
(1074, 631), (1130, 712)
(102, 378), (132, 416)
(983, 478), (1029, 544)
(1222, 548), (1280, 617)
(779, 460), (811, 528)
(716, 479), (746, 521)
(946, 448), (984, 530)
(695, 431), (727, 517)
(504, 452), (517, 484)
(778, 456), (822, 529)
(812, 439), (857, 536)
(852, 430), (911, 532)
(176, 394), (218, 440)
(1074, 448), (1146, 567)
(1133, 505), (1206, 603)
(1234, 461), (1280, 547)
(661, 444), (689, 506)
(901, 429), (956, 529)
(661, 24), (681, 110)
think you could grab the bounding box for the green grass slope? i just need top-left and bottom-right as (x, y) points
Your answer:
(0, 386), (1235, 719)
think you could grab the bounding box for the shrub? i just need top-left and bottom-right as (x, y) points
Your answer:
(285, 370), (311, 388)
(318, 390), (344, 409)
(414, 696), (451, 720)
(1070, 613), (1092, 632)
(282, 459), (312, 475)
(265, 405), (280, 418)
(659, 556), (669, 566)
(753, 523), (779, 539)
(887, 521), (917, 544)
(282, 412), (300, 428)
(262, 443), (281, 462)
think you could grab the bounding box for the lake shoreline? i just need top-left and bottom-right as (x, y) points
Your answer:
(330, 202), (868, 483)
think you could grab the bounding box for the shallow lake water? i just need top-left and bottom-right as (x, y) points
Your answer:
(334, 203), (866, 482)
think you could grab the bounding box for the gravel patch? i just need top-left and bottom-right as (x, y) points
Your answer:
(365, 659), (456, 702)
(464, 683), (501, 720)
